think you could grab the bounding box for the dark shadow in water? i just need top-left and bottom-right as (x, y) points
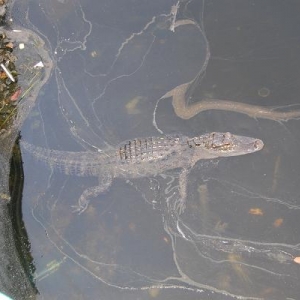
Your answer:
(0, 6), (52, 298)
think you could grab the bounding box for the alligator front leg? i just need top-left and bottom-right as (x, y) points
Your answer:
(176, 168), (190, 215)
(72, 175), (112, 214)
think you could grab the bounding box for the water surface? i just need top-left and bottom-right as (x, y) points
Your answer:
(15, 0), (300, 299)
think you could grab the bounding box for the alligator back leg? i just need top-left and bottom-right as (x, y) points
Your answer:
(72, 175), (113, 214)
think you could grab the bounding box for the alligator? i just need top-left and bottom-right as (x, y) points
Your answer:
(21, 132), (264, 214)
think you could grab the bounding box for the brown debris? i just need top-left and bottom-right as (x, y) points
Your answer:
(248, 208), (263, 216)
(293, 257), (300, 264)
(0, 31), (19, 131)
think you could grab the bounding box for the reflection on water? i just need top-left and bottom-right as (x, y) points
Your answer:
(14, 0), (300, 299)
